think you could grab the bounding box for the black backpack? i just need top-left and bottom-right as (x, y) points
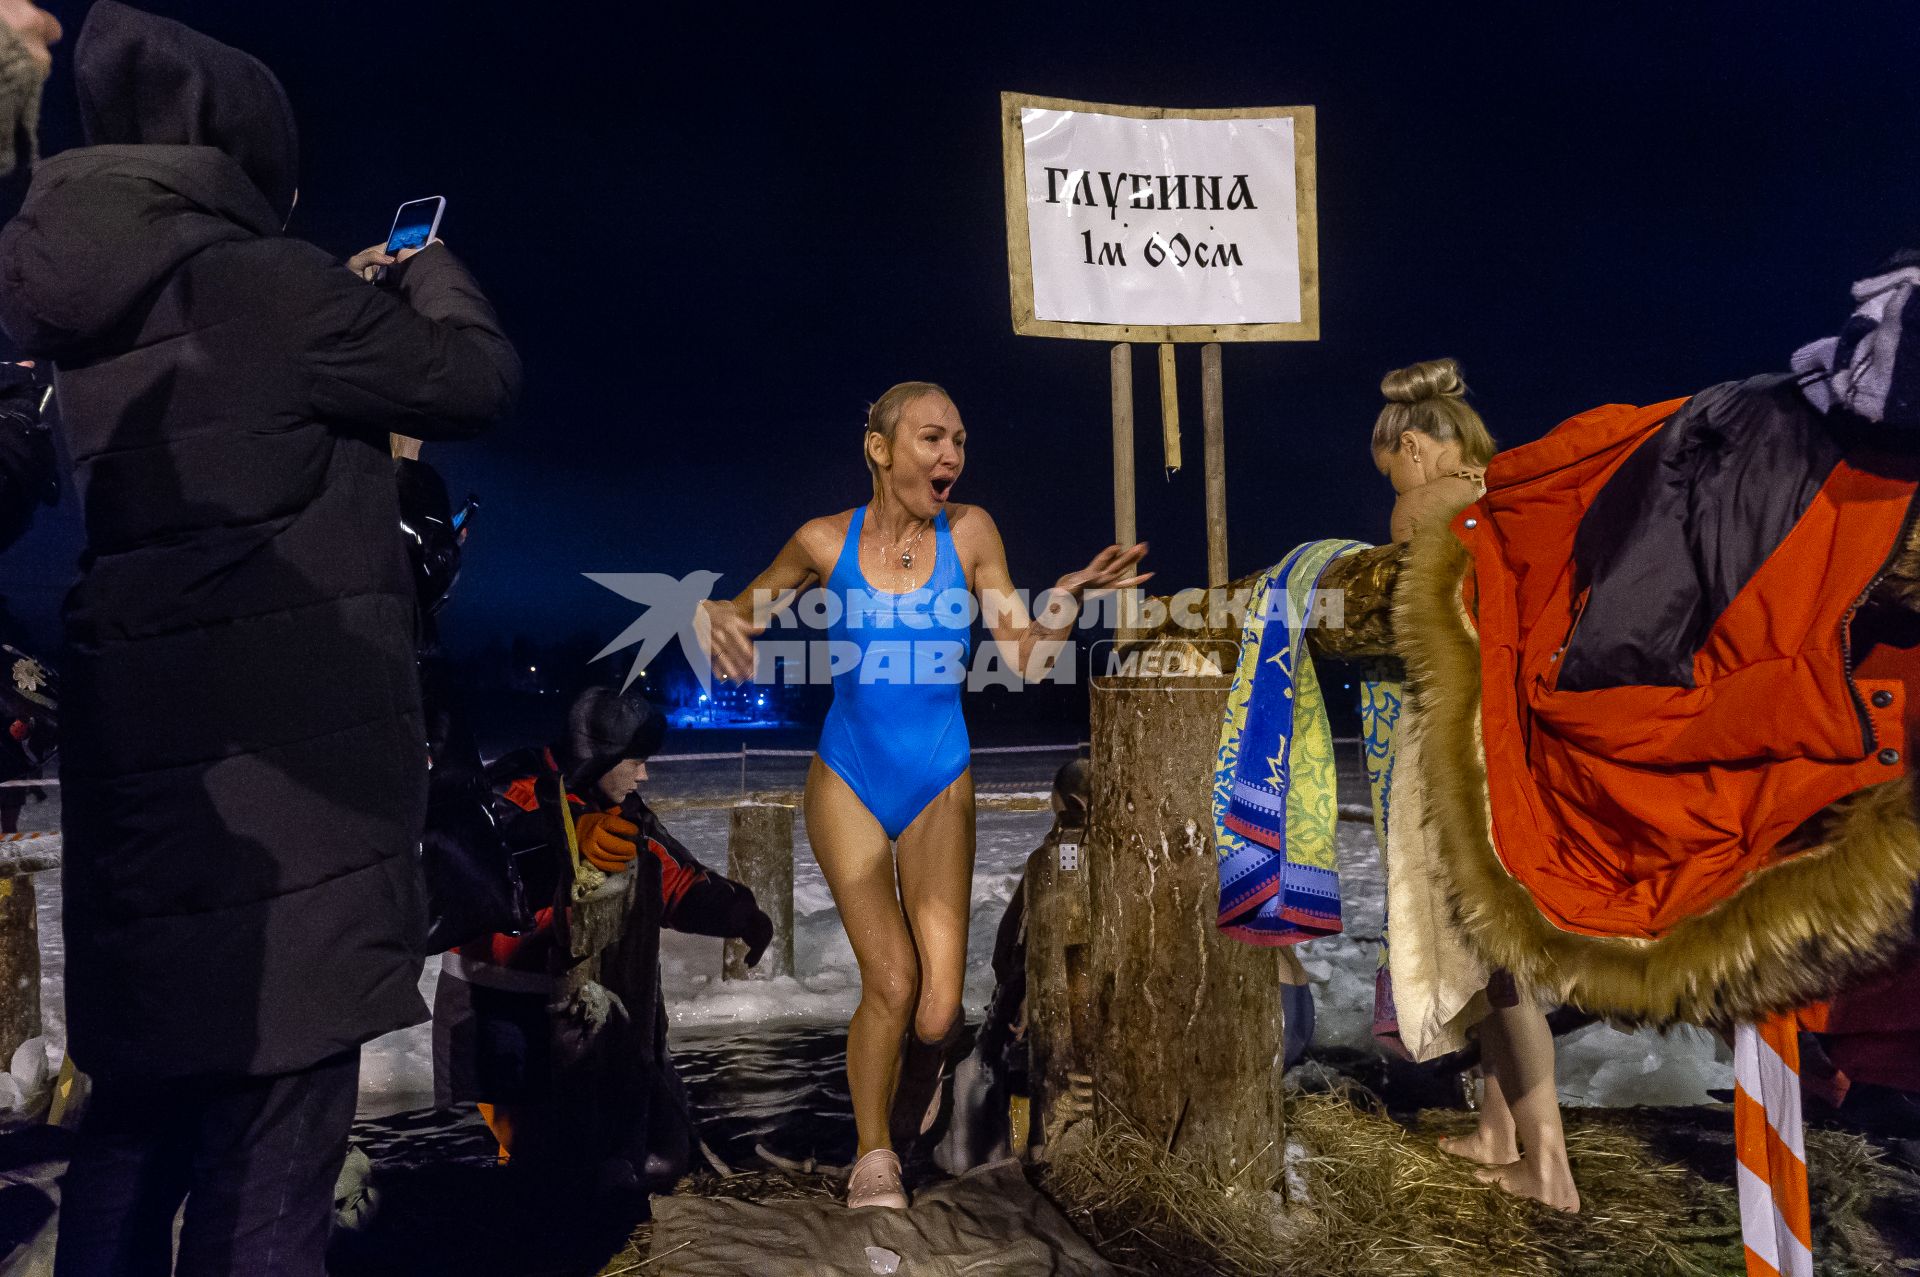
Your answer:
(415, 658), (539, 952)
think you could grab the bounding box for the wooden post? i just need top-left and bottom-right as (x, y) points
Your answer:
(1085, 661), (1283, 1185)
(1201, 343), (1228, 588)
(1157, 343), (1182, 474)
(549, 860), (667, 1174)
(1112, 344), (1143, 643)
(724, 803), (795, 980)
(0, 877), (39, 1066)
(1109, 344), (1136, 547)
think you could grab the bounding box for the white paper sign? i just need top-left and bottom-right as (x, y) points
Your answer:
(1020, 108), (1302, 327)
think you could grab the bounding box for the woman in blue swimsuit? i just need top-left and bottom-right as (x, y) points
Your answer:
(698, 382), (1147, 1208)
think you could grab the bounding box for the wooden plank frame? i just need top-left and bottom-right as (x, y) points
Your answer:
(1001, 92), (1319, 343)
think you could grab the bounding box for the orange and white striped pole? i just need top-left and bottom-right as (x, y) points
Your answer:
(1734, 1013), (1813, 1277)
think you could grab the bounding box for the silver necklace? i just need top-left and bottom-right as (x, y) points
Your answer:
(872, 514), (928, 572)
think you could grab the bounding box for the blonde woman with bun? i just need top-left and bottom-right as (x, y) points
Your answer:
(1372, 359), (1580, 1213)
(1372, 358), (1496, 544)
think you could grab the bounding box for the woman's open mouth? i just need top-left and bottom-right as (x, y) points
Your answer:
(930, 476), (955, 502)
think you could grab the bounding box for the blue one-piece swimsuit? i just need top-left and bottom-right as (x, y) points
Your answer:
(816, 506), (972, 839)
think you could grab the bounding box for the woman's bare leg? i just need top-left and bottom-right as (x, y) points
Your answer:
(889, 770), (977, 1145)
(1475, 999), (1581, 1212)
(1440, 1010), (1521, 1166)
(806, 760), (919, 1157)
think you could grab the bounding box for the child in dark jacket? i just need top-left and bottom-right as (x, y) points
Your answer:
(432, 687), (770, 1178)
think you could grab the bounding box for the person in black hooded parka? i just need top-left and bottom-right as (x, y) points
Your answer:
(0, 3), (521, 1272)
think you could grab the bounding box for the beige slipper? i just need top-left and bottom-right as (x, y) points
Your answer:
(846, 1148), (908, 1210)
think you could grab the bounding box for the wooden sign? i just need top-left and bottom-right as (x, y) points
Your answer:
(1001, 93), (1319, 343)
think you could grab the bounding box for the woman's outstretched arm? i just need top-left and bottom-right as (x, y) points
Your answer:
(697, 522), (829, 683)
(964, 507), (1149, 681)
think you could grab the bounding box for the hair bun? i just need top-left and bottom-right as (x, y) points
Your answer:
(1381, 358), (1467, 404)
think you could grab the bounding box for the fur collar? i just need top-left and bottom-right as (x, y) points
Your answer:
(1394, 521), (1920, 1027)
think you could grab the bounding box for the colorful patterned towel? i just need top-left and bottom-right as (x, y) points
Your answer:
(1214, 540), (1368, 945)
(1359, 665), (1405, 1046)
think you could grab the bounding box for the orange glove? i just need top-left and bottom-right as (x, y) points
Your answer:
(575, 810), (639, 873)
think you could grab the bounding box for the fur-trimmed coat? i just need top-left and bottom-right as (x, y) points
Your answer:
(1396, 384), (1920, 1026)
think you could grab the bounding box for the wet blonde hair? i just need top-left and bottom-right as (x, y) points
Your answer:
(864, 381), (950, 482)
(1370, 358), (1495, 466)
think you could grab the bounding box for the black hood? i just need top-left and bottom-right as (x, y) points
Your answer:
(0, 3), (299, 359)
(76, 2), (298, 221)
(558, 687), (666, 791)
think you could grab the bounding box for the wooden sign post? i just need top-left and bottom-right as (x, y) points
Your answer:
(1001, 92), (1320, 1184)
(1109, 344), (1136, 547)
(1201, 343), (1228, 587)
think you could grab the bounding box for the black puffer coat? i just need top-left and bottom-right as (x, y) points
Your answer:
(0, 3), (521, 1080)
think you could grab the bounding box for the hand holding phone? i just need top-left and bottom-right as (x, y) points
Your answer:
(347, 197), (448, 282)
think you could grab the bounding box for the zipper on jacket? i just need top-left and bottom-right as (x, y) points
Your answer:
(1546, 586), (1592, 689)
(1840, 493), (1920, 754)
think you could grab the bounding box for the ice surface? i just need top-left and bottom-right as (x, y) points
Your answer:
(357, 958), (443, 1118)
(1556, 1022), (1733, 1108)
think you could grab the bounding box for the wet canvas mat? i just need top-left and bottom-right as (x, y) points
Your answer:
(646, 1160), (1117, 1276)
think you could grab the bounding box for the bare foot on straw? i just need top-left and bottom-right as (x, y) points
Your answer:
(1439, 1126), (1520, 1166)
(1475, 1152), (1581, 1213)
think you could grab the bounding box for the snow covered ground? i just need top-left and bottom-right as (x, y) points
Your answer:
(11, 777), (1730, 1124)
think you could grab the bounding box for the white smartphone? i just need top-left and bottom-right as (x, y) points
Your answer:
(385, 196), (446, 255)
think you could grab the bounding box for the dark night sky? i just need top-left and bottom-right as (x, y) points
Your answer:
(6, 1), (1920, 669)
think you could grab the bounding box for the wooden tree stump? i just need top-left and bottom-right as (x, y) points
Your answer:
(1085, 662), (1284, 1186)
(724, 803), (795, 981)
(1040, 555), (1397, 1176)
(513, 860), (667, 1176)
(0, 877), (40, 1065)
